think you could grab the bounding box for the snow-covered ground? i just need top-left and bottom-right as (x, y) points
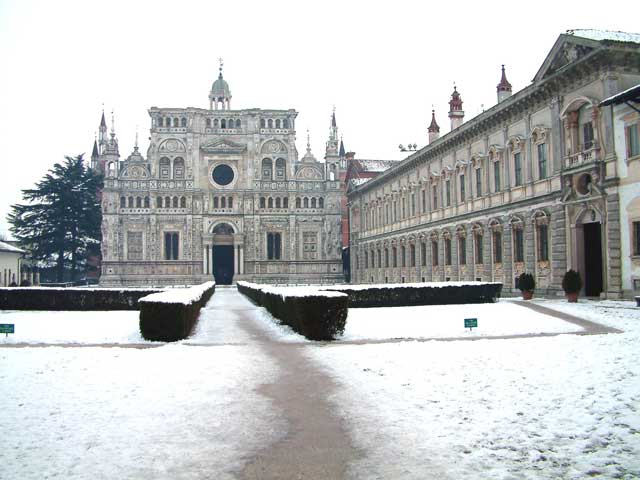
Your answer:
(340, 301), (581, 341)
(306, 299), (640, 479)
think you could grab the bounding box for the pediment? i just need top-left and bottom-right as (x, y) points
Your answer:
(200, 139), (246, 154)
(533, 34), (599, 83)
(120, 164), (150, 179)
(296, 165), (323, 180)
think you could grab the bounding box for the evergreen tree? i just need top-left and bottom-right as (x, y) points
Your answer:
(8, 155), (103, 282)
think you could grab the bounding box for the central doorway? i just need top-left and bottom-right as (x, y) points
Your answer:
(583, 222), (603, 297)
(212, 245), (234, 285)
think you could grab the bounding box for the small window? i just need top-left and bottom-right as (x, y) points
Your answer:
(120, 196), (126, 208)
(537, 143), (548, 180)
(221, 197), (226, 208)
(319, 198), (324, 209)
(172, 197), (178, 208)
(392, 247), (397, 268)
(459, 175), (465, 202)
(164, 232), (179, 260)
(128, 196), (134, 208)
(475, 234), (483, 264)
(165, 196), (170, 208)
(432, 187), (438, 209)
(432, 240), (439, 266)
(634, 221), (640, 256)
(173, 118), (179, 127)
(401, 246), (406, 267)
(514, 152), (522, 186)
(267, 232), (282, 260)
(459, 236), (466, 265)
(275, 119), (281, 128)
(181, 118), (187, 127)
(213, 197), (219, 209)
(206, 118), (211, 128)
(268, 197), (273, 209)
(275, 197), (281, 208)
(283, 119), (289, 128)
(296, 197), (301, 208)
(514, 229), (524, 262)
(228, 197), (233, 208)
(221, 119), (226, 129)
(304, 197), (309, 208)
(446, 180), (451, 206)
(260, 118), (266, 128)
(156, 196), (162, 208)
(262, 158), (273, 180)
(259, 197), (265, 209)
(268, 119), (273, 128)
(421, 242), (426, 266)
(475, 168), (482, 197)
(236, 119), (241, 128)
(626, 124), (640, 158)
(311, 198), (317, 208)
(494, 161), (501, 192)
(538, 224), (549, 261)
(445, 238), (452, 265)
(157, 117), (163, 127)
(283, 197), (288, 208)
(180, 196), (186, 208)
(214, 119), (219, 128)
(144, 196), (150, 208)
(410, 244), (416, 267)
(493, 231), (502, 263)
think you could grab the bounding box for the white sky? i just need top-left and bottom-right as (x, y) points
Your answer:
(0, 0), (637, 238)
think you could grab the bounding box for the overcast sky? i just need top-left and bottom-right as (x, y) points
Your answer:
(0, 0), (637, 238)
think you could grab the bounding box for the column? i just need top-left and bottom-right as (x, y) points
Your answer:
(209, 245), (214, 275)
(239, 245), (244, 275)
(202, 247), (207, 274)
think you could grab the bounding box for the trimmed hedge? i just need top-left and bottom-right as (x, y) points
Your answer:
(139, 282), (216, 342)
(237, 282), (347, 341)
(322, 281), (503, 308)
(0, 287), (163, 311)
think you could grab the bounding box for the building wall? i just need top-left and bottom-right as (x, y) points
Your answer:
(0, 251), (21, 286)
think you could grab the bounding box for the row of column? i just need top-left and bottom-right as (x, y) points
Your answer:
(201, 244), (245, 276)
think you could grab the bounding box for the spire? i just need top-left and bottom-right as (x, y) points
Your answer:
(332, 107), (337, 128)
(339, 136), (345, 158)
(329, 106), (338, 142)
(428, 110), (440, 144)
(209, 57), (232, 110)
(306, 129), (311, 154)
(302, 129), (317, 163)
(448, 85), (465, 131)
(134, 125), (139, 151)
(92, 137), (99, 158)
(98, 108), (108, 150)
(496, 64), (513, 103)
(110, 109), (116, 138)
(100, 110), (106, 128)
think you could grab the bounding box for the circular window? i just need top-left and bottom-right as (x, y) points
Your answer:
(212, 164), (234, 186)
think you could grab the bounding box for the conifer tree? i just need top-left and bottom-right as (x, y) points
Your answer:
(8, 155), (103, 282)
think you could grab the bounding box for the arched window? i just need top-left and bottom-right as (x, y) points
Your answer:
(268, 119), (273, 128)
(228, 197), (233, 208)
(156, 196), (162, 208)
(135, 197), (141, 208)
(159, 157), (170, 179)
(259, 197), (265, 208)
(311, 198), (317, 208)
(275, 158), (286, 180)
(283, 197), (288, 208)
(173, 157), (184, 179)
(165, 196), (170, 208)
(319, 198), (324, 208)
(107, 162), (115, 177)
(221, 197), (226, 208)
(275, 197), (281, 208)
(180, 196), (186, 208)
(296, 197), (301, 208)
(213, 197), (219, 208)
(262, 158), (273, 180)
(275, 119), (281, 128)
(206, 118), (211, 128)
(144, 197), (150, 208)
(221, 119), (226, 129)
(213, 119), (219, 128)
(157, 117), (163, 127)
(181, 118), (187, 127)
(260, 118), (266, 128)
(283, 119), (289, 129)
(268, 197), (274, 209)
(173, 117), (179, 127)
(303, 197), (309, 208)
(235, 119), (241, 128)
(120, 196), (126, 208)
(172, 197), (178, 208)
(127, 196), (134, 208)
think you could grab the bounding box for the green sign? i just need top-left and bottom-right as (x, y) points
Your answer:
(464, 318), (478, 330)
(0, 324), (15, 334)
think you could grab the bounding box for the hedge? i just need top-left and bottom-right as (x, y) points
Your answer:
(237, 281), (347, 341)
(0, 287), (163, 311)
(322, 281), (503, 308)
(139, 282), (216, 342)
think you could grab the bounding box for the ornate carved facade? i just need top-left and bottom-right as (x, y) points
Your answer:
(348, 31), (640, 298)
(93, 68), (344, 286)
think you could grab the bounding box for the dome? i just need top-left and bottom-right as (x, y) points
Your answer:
(211, 72), (231, 99)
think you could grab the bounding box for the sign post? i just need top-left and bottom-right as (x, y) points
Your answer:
(464, 318), (478, 331)
(0, 324), (15, 338)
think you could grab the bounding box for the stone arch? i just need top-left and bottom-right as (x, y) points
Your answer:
(210, 221), (237, 235)
(261, 139), (288, 155)
(158, 138), (186, 153)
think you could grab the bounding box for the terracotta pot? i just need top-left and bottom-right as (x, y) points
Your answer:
(522, 290), (534, 300)
(566, 292), (579, 303)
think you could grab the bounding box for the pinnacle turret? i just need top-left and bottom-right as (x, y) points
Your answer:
(497, 65), (513, 103)
(428, 110), (440, 144)
(448, 86), (464, 131)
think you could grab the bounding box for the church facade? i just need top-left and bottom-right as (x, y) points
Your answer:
(94, 68), (344, 286)
(347, 31), (640, 298)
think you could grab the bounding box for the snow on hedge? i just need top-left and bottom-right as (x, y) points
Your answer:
(0, 286), (166, 292)
(237, 281), (347, 299)
(138, 282), (216, 305)
(323, 280), (501, 291)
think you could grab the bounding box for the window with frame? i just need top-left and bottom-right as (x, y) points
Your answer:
(392, 247), (397, 268)
(458, 236), (466, 265)
(537, 224), (549, 261)
(127, 231), (143, 260)
(460, 174), (465, 202)
(446, 180), (451, 206)
(432, 186), (438, 209)
(421, 242), (427, 266)
(393, 201), (397, 221)
(514, 228), (524, 262)
(410, 244), (416, 267)
(475, 168), (482, 197)
(411, 193), (416, 216)
(422, 190), (426, 212)
(493, 231), (503, 263)
(377, 250), (382, 267)
(474, 234), (483, 264)
(267, 232), (282, 260)
(494, 161), (501, 192)
(164, 232), (179, 260)
(401, 246), (406, 267)
(432, 240), (439, 266)
(160, 157), (171, 179)
(582, 121), (594, 150)
(385, 248), (389, 267)
(627, 124), (640, 158)
(537, 143), (548, 179)
(365, 251), (369, 268)
(402, 198), (406, 218)
(634, 221), (640, 256)
(302, 232), (317, 260)
(514, 152), (522, 186)
(444, 238), (452, 265)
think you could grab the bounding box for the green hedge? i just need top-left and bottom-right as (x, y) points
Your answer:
(322, 281), (503, 308)
(139, 282), (216, 342)
(237, 282), (347, 341)
(0, 287), (162, 311)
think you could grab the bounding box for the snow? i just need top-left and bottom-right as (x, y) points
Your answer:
(0, 240), (25, 253)
(569, 29), (640, 44)
(305, 299), (640, 479)
(326, 280), (500, 291)
(339, 301), (582, 341)
(238, 281), (347, 299)
(138, 281), (215, 305)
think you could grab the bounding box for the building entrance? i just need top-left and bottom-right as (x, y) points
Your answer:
(583, 222), (603, 297)
(212, 245), (234, 285)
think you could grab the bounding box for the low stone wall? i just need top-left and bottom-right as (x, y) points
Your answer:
(322, 281), (503, 308)
(138, 282), (216, 342)
(237, 281), (348, 341)
(0, 287), (163, 311)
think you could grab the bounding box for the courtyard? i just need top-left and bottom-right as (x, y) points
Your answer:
(1, 288), (639, 479)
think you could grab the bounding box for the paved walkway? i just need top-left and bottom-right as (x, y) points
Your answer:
(196, 287), (361, 480)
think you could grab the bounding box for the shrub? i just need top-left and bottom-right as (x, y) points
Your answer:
(517, 273), (535, 292)
(562, 269), (582, 294)
(139, 282), (215, 342)
(0, 287), (163, 310)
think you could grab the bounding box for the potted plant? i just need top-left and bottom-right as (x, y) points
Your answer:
(562, 269), (582, 303)
(518, 272), (535, 300)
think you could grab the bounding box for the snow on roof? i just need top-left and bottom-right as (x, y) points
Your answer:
(349, 178), (370, 187)
(600, 83), (640, 106)
(568, 29), (640, 44)
(0, 240), (25, 254)
(356, 159), (399, 172)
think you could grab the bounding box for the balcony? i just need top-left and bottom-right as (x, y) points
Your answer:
(565, 142), (600, 169)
